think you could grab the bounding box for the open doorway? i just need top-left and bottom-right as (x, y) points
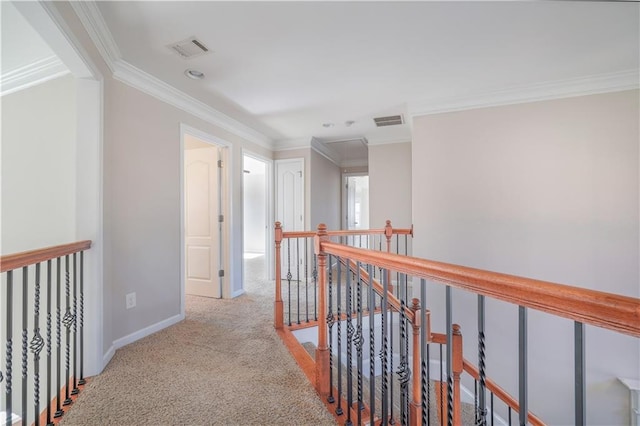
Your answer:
(243, 153), (271, 282)
(343, 174), (369, 247)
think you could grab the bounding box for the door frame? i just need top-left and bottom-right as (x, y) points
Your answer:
(342, 171), (369, 230)
(180, 124), (232, 315)
(242, 149), (275, 280)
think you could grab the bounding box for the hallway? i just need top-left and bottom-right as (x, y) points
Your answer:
(60, 258), (335, 425)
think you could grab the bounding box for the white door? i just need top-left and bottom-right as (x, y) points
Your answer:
(276, 159), (304, 232)
(185, 147), (221, 298)
(276, 159), (304, 275)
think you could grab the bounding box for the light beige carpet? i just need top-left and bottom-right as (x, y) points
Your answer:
(60, 255), (336, 426)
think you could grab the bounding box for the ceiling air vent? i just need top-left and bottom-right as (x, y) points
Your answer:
(373, 114), (404, 127)
(167, 37), (210, 59)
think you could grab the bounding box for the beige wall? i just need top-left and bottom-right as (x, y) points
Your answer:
(310, 149), (341, 231)
(412, 90), (639, 424)
(1, 74), (77, 254)
(369, 142), (412, 229)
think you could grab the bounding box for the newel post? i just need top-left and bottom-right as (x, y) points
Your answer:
(384, 219), (393, 253)
(315, 223), (330, 396)
(452, 324), (463, 426)
(274, 222), (283, 330)
(410, 298), (422, 426)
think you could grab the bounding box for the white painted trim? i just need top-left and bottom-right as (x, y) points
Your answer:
(69, 1), (120, 72)
(272, 138), (312, 151)
(366, 137), (412, 147)
(242, 149), (275, 281)
(70, 2), (273, 150)
(102, 344), (115, 368)
(409, 69), (640, 117)
(310, 137), (341, 167)
(232, 288), (246, 298)
(0, 56), (70, 97)
(111, 313), (184, 350)
(180, 124), (235, 306)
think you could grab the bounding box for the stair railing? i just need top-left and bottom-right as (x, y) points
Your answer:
(274, 220), (413, 330)
(312, 223), (640, 426)
(1, 241), (91, 426)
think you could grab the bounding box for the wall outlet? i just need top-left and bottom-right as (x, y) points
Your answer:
(126, 292), (136, 309)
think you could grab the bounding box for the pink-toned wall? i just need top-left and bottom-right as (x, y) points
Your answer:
(412, 90), (639, 424)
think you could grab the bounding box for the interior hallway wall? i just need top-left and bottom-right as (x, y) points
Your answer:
(411, 90), (639, 424)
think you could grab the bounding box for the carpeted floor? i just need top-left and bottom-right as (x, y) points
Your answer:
(60, 255), (336, 426)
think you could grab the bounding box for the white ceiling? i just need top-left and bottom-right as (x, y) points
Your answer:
(92, 1), (638, 151)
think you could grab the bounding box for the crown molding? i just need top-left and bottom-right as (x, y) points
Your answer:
(0, 56), (70, 97)
(69, 1), (120, 72)
(272, 137), (312, 151)
(365, 136), (412, 146)
(71, 0), (273, 149)
(310, 137), (341, 167)
(409, 69), (640, 117)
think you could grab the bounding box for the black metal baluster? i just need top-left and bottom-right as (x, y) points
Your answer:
(381, 268), (389, 424)
(296, 238), (300, 325)
(474, 380), (478, 425)
(356, 262), (364, 425)
(508, 406), (512, 425)
(31, 263), (45, 426)
(420, 279), (429, 426)
(390, 300), (394, 424)
(336, 258), (343, 416)
(439, 344), (444, 426)
(313, 253), (318, 321)
(575, 321), (585, 426)
(286, 240), (292, 326)
(518, 306), (527, 426)
(71, 253), (79, 396)
(5, 270), (13, 426)
(397, 274), (411, 426)
(327, 255), (335, 404)
(368, 263), (376, 425)
(22, 266), (28, 423)
(404, 234), (408, 256)
(478, 295), (487, 425)
(46, 260), (53, 426)
(54, 257), (63, 418)
(305, 240), (309, 323)
(62, 255), (73, 406)
(346, 259), (353, 426)
(446, 286), (453, 426)
(78, 251), (86, 387)
(490, 392), (494, 426)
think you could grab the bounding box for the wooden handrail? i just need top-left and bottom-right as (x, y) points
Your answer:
(281, 227), (413, 239)
(463, 359), (545, 426)
(1, 240), (92, 273)
(318, 241), (640, 338)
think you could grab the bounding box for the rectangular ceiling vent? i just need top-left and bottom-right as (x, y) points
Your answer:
(373, 114), (404, 127)
(168, 37), (210, 59)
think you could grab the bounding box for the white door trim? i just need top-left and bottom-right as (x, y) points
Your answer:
(342, 171), (368, 230)
(180, 124), (232, 316)
(242, 149), (275, 280)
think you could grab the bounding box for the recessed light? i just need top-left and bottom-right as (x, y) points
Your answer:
(184, 69), (205, 80)
(322, 123), (334, 128)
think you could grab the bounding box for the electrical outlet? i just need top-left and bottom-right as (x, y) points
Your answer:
(126, 292), (136, 309)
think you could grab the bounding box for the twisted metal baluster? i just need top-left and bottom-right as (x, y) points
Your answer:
(31, 264), (46, 426)
(46, 259), (53, 425)
(420, 279), (429, 426)
(355, 262), (364, 425)
(5, 270), (14, 426)
(62, 255), (74, 406)
(346, 260), (353, 426)
(397, 286), (411, 426)
(78, 251), (86, 386)
(54, 257), (63, 418)
(22, 266), (29, 423)
(368, 263), (376, 425)
(380, 268), (389, 424)
(296, 238), (300, 325)
(477, 295), (487, 426)
(305, 239), (309, 323)
(327, 255), (335, 404)
(335, 258), (343, 416)
(71, 253), (79, 396)
(446, 287), (453, 426)
(313, 254), (318, 321)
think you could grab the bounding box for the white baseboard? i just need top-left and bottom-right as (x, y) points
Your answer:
(232, 288), (246, 298)
(102, 313), (184, 369)
(102, 344), (115, 369)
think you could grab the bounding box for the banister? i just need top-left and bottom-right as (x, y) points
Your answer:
(463, 358), (545, 426)
(1, 240), (92, 273)
(318, 241), (640, 338)
(281, 227), (413, 239)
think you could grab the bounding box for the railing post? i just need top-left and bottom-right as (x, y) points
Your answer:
(452, 324), (463, 426)
(410, 298), (422, 426)
(315, 224), (330, 397)
(384, 220), (393, 253)
(274, 222), (283, 330)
